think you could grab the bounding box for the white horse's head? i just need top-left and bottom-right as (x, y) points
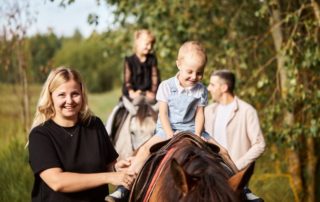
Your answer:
(115, 96), (158, 160)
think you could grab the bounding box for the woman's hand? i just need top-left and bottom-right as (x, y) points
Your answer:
(114, 158), (132, 172)
(107, 171), (136, 189)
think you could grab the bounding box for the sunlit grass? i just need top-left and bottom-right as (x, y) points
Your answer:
(88, 88), (121, 123)
(0, 139), (33, 202)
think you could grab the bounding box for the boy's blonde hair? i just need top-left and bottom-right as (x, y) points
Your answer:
(177, 41), (207, 67)
(31, 67), (92, 129)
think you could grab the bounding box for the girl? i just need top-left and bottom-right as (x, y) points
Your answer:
(106, 29), (160, 141)
(122, 29), (160, 103)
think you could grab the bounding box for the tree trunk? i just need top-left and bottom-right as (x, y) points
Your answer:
(269, 1), (303, 199)
(311, 0), (320, 42)
(17, 40), (30, 137)
(305, 137), (316, 202)
(311, 0), (320, 25)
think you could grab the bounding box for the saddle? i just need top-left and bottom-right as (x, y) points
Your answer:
(129, 132), (230, 202)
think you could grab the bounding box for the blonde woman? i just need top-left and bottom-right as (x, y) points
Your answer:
(28, 67), (136, 202)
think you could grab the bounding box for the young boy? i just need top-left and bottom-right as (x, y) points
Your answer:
(106, 41), (237, 201)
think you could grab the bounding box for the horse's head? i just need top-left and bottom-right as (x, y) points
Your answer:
(123, 96), (158, 150)
(130, 132), (252, 202)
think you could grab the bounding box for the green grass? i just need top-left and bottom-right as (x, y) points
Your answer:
(88, 88), (121, 123)
(0, 139), (33, 202)
(0, 83), (294, 202)
(250, 152), (296, 201)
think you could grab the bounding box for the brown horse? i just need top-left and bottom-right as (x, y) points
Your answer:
(129, 132), (253, 202)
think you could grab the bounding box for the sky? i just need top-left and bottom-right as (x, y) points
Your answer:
(27, 0), (115, 38)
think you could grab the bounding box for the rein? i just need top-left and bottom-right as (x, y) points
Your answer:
(143, 147), (177, 202)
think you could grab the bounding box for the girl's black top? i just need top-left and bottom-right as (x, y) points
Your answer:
(122, 53), (160, 97)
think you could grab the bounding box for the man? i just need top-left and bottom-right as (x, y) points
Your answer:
(205, 69), (265, 201)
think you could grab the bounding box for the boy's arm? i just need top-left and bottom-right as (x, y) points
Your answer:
(159, 101), (174, 138)
(194, 106), (205, 136)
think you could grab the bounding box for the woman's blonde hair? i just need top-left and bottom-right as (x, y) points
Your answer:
(133, 29), (156, 51)
(31, 67), (92, 129)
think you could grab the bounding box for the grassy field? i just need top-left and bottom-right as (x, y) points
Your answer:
(0, 83), (295, 201)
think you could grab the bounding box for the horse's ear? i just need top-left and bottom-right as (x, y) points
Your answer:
(151, 102), (159, 112)
(170, 159), (190, 196)
(228, 163), (254, 191)
(122, 96), (137, 115)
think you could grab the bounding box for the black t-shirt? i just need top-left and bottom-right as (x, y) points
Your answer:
(122, 53), (160, 97)
(28, 116), (118, 202)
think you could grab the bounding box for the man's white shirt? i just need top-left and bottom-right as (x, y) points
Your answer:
(213, 99), (236, 149)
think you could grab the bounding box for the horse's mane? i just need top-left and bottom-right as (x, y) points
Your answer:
(157, 142), (238, 202)
(136, 102), (157, 124)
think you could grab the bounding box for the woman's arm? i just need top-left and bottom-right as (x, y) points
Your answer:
(39, 167), (135, 193)
(159, 101), (174, 138)
(194, 106), (205, 136)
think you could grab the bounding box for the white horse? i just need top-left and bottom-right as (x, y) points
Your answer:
(106, 96), (158, 160)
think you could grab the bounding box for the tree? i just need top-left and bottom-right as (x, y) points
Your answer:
(28, 32), (62, 82)
(0, 0), (35, 136)
(51, 0), (320, 199)
(52, 29), (128, 92)
(105, 0), (319, 200)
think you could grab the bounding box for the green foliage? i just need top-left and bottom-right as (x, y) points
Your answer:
(53, 32), (123, 92)
(105, 0), (268, 80)
(104, 0), (320, 144)
(28, 32), (62, 82)
(104, 0), (320, 199)
(0, 32), (62, 84)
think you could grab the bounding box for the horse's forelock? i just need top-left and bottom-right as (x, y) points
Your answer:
(135, 103), (157, 124)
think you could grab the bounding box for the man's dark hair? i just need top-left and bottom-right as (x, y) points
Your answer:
(211, 69), (236, 94)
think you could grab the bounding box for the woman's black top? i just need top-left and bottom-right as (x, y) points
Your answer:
(28, 116), (118, 202)
(122, 53), (160, 97)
